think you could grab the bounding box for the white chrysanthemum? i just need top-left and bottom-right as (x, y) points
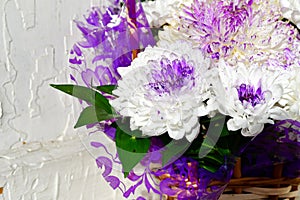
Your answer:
(213, 60), (291, 136)
(158, 0), (300, 68)
(279, 66), (300, 121)
(280, 0), (300, 28)
(110, 41), (216, 142)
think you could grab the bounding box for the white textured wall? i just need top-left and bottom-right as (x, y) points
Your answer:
(0, 137), (116, 200)
(0, 0), (99, 150)
(0, 0), (119, 199)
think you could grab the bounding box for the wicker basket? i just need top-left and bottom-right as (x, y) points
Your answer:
(220, 159), (300, 200)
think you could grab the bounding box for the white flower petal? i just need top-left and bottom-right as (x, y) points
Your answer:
(185, 123), (200, 142)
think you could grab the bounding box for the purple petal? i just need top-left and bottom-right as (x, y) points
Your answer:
(159, 178), (180, 196)
(81, 69), (100, 87)
(95, 156), (113, 177)
(127, 171), (142, 182)
(123, 179), (143, 198)
(105, 175), (120, 189)
(144, 174), (161, 194)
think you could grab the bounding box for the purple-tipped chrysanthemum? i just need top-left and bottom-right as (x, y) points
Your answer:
(180, 0), (253, 60)
(159, 0), (300, 68)
(110, 41), (215, 142)
(214, 60), (291, 136)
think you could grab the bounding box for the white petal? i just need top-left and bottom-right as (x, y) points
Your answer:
(185, 123), (200, 142)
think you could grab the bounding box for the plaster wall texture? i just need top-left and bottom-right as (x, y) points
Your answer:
(0, 137), (117, 200)
(0, 0), (96, 150)
(0, 0), (122, 199)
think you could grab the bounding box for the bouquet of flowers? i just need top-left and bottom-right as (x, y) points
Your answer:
(51, 0), (300, 199)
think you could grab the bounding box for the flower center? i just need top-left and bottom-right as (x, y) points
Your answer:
(146, 57), (195, 96)
(237, 84), (265, 106)
(221, 2), (250, 34)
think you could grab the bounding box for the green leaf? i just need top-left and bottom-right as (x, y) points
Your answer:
(162, 138), (191, 167)
(74, 106), (116, 128)
(115, 127), (151, 178)
(111, 118), (147, 138)
(95, 85), (117, 95)
(50, 84), (112, 113)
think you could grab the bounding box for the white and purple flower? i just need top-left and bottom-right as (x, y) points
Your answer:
(158, 0), (300, 68)
(213, 60), (291, 136)
(110, 41), (216, 142)
(279, 66), (300, 121)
